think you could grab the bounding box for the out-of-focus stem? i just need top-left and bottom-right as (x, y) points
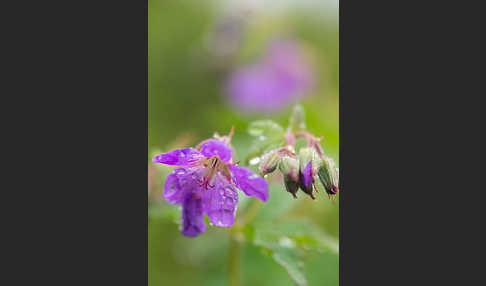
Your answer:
(229, 236), (241, 286)
(295, 130), (325, 157)
(228, 198), (263, 286)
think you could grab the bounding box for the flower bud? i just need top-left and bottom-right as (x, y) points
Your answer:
(299, 179), (314, 199)
(298, 147), (322, 199)
(284, 176), (300, 199)
(298, 147), (322, 173)
(318, 156), (339, 196)
(259, 150), (281, 175)
(279, 156), (300, 198)
(288, 104), (306, 132)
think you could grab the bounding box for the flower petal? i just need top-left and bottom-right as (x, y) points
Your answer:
(153, 148), (203, 166)
(181, 194), (206, 237)
(163, 167), (205, 204)
(226, 65), (292, 113)
(199, 139), (232, 162)
(229, 165), (269, 202)
(162, 169), (186, 204)
(202, 175), (238, 227)
(301, 161), (314, 189)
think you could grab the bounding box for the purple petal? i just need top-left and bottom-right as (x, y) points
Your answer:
(153, 148), (203, 166)
(163, 167), (205, 204)
(202, 175), (238, 227)
(265, 39), (314, 94)
(181, 194), (206, 237)
(229, 165), (269, 202)
(301, 161), (314, 188)
(199, 139), (232, 162)
(177, 167), (205, 195)
(162, 169), (185, 204)
(226, 66), (292, 113)
(224, 38), (314, 114)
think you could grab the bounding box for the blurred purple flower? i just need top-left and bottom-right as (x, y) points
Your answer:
(153, 138), (269, 237)
(226, 38), (314, 113)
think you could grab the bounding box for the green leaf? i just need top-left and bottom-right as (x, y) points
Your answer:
(248, 120), (284, 137)
(248, 219), (339, 286)
(253, 231), (308, 286)
(253, 183), (297, 222)
(269, 220), (339, 255)
(247, 120), (286, 162)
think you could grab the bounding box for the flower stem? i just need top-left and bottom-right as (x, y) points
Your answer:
(229, 236), (241, 286)
(228, 198), (263, 286)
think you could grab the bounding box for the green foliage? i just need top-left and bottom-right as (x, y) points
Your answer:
(247, 120), (286, 162)
(264, 220), (339, 255)
(253, 183), (297, 222)
(148, 203), (180, 224)
(246, 218), (338, 286)
(248, 120), (284, 137)
(254, 238), (308, 286)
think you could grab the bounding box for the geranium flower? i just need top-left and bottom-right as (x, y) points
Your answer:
(153, 138), (269, 237)
(226, 38), (314, 113)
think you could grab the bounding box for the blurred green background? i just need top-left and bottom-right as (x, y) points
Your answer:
(149, 0), (338, 285)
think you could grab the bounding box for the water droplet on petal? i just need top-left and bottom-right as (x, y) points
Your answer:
(225, 197), (233, 206)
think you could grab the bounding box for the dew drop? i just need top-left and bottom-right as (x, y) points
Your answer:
(249, 157), (261, 165)
(279, 237), (296, 248)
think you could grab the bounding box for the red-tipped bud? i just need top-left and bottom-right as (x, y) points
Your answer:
(318, 156), (339, 197)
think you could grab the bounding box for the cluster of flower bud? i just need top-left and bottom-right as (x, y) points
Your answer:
(258, 145), (339, 200)
(248, 104), (339, 201)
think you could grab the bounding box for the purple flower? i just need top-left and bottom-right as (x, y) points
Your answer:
(153, 139), (269, 237)
(226, 38), (314, 113)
